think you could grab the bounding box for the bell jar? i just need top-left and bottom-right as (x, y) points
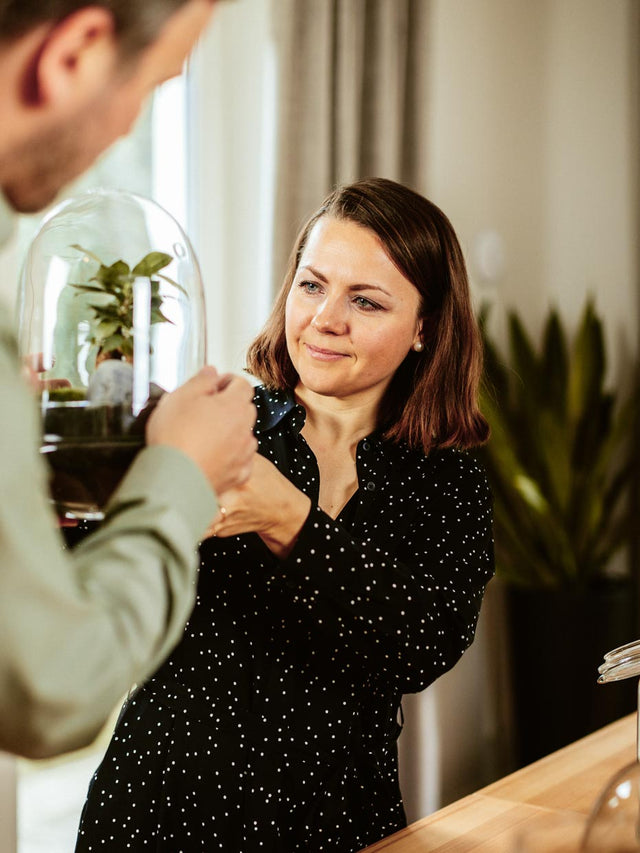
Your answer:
(18, 188), (206, 519)
(581, 640), (640, 851)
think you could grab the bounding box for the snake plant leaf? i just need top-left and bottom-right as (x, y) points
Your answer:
(508, 313), (541, 407)
(479, 307), (510, 401)
(479, 298), (638, 588)
(586, 393), (639, 487)
(592, 500), (636, 577)
(491, 500), (560, 587)
(542, 309), (568, 420)
(534, 407), (573, 513)
(568, 300), (605, 426)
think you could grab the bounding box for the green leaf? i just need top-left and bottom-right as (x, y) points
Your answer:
(69, 283), (107, 295)
(568, 299), (605, 426)
(542, 309), (568, 419)
(157, 272), (188, 296)
(96, 260), (131, 291)
(100, 333), (125, 353)
(508, 313), (540, 405)
(150, 308), (174, 325)
(96, 320), (120, 338)
(70, 244), (104, 266)
(132, 251), (172, 277)
(480, 299), (639, 588)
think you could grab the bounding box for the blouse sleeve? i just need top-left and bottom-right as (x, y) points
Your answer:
(264, 451), (494, 694)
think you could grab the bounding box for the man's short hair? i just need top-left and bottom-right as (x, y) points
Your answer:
(0, 1), (208, 55)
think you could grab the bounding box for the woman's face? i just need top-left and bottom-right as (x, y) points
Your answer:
(285, 216), (423, 406)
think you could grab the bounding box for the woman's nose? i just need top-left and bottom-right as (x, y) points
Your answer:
(311, 298), (348, 334)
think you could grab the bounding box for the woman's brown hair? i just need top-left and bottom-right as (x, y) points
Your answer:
(246, 177), (489, 455)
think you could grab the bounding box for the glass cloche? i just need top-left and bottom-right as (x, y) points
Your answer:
(18, 189), (206, 519)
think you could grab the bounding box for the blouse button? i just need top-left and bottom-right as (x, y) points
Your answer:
(366, 481), (376, 491)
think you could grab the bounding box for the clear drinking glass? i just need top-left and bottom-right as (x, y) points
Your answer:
(18, 188), (206, 519)
(581, 640), (640, 851)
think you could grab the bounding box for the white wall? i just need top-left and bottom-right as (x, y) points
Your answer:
(426, 0), (638, 373)
(399, 0), (639, 821)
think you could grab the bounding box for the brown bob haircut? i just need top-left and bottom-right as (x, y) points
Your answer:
(246, 177), (489, 456)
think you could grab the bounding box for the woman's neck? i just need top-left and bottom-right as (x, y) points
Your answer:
(294, 384), (378, 448)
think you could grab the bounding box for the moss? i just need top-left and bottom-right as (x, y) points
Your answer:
(47, 387), (87, 402)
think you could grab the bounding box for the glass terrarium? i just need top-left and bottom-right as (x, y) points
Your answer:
(18, 188), (206, 519)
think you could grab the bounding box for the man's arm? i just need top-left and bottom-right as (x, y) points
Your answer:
(0, 315), (255, 758)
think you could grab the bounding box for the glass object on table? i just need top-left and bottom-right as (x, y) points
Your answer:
(17, 189), (206, 520)
(581, 639), (640, 851)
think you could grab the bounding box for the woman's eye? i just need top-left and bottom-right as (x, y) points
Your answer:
(353, 296), (382, 311)
(299, 281), (321, 294)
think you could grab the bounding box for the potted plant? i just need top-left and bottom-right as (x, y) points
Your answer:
(42, 246), (184, 517)
(480, 299), (639, 766)
(18, 188), (206, 520)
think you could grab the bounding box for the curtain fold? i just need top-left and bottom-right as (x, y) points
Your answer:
(269, 0), (431, 289)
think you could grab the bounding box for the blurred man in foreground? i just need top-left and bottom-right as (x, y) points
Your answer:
(0, 0), (257, 759)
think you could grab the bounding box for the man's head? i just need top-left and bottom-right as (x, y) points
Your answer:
(0, 1), (206, 56)
(0, 0), (215, 212)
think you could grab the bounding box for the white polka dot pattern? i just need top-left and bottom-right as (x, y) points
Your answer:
(76, 386), (494, 852)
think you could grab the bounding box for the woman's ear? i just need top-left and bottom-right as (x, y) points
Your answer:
(29, 8), (118, 110)
(412, 319), (424, 352)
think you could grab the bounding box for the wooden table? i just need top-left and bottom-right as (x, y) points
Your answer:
(362, 714), (637, 852)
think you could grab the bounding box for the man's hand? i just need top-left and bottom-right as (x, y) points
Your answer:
(146, 367), (257, 496)
(21, 353), (71, 393)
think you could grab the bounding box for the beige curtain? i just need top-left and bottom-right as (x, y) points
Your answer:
(269, 0), (431, 288)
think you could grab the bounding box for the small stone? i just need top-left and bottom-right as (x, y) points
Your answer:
(88, 359), (134, 407)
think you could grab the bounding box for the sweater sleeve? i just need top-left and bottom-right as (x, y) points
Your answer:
(263, 452), (494, 693)
(0, 312), (217, 758)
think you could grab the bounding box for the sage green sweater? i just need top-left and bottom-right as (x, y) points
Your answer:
(0, 304), (216, 758)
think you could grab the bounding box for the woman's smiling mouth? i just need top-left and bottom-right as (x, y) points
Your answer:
(304, 343), (350, 361)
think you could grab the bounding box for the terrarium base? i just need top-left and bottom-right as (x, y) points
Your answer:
(43, 439), (143, 519)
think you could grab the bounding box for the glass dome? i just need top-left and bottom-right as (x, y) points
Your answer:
(581, 640), (640, 851)
(18, 188), (206, 519)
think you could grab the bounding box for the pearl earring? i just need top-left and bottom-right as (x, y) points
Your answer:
(413, 341), (424, 352)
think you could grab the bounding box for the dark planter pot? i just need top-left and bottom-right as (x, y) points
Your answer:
(506, 581), (638, 768)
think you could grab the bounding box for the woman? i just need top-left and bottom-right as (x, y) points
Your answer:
(76, 178), (494, 852)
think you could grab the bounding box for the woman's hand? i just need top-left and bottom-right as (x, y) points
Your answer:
(206, 455), (311, 559)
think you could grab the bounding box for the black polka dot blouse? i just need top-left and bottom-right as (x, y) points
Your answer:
(75, 386), (494, 852)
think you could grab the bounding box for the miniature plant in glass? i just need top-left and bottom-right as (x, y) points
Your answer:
(69, 245), (185, 363)
(18, 189), (206, 519)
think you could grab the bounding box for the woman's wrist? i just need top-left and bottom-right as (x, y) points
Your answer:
(259, 493), (312, 559)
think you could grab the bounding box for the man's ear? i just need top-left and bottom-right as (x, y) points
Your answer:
(29, 7), (118, 110)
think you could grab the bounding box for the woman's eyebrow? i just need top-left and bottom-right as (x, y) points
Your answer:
(299, 265), (328, 282)
(299, 266), (392, 297)
(349, 283), (393, 297)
